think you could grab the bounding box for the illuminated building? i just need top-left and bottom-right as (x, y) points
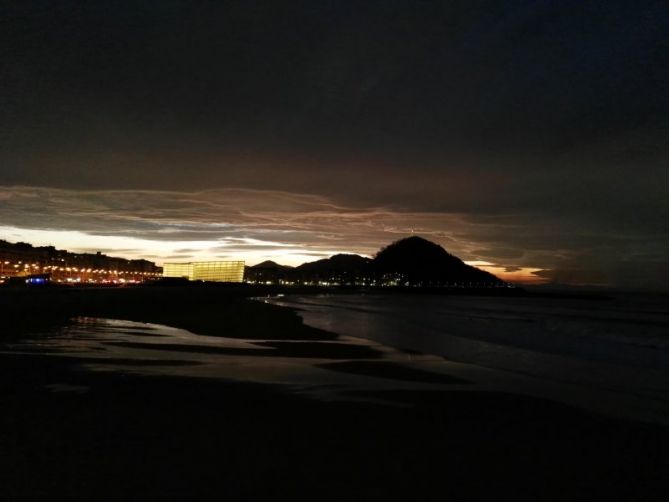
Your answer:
(162, 261), (245, 283)
(0, 240), (162, 284)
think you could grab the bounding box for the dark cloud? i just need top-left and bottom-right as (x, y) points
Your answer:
(471, 248), (526, 260)
(1, 185), (666, 287)
(0, 1), (667, 287)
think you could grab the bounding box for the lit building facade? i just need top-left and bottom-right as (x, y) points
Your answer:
(0, 240), (162, 284)
(163, 261), (245, 283)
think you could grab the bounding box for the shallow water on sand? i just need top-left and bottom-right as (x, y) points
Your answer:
(2, 317), (477, 405)
(266, 293), (669, 425)
(5, 291), (669, 426)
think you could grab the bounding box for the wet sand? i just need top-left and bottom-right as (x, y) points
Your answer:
(105, 339), (383, 359)
(1, 286), (669, 500)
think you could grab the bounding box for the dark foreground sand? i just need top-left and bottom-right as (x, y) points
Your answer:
(1, 286), (668, 500)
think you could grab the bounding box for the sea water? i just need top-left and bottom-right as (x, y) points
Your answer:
(267, 292), (669, 424)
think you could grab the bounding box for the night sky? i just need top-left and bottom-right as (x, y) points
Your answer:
(1, 1), (667, 287)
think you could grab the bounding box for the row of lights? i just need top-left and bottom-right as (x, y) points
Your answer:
(1, 260), (160, 277)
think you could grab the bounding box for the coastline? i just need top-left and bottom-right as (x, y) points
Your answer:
(1, 286), (669, 500)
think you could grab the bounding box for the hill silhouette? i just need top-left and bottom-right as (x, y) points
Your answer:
(244, 260), (294, 283)
(294, 254), (371, 282)
(251, 237), (505, 287)
(251, 260), (293, 271)
(373, 236), (502, 286)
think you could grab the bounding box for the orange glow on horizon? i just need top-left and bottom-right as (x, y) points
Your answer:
(467, 261), (548, 285)
(2, 226), (550, 284)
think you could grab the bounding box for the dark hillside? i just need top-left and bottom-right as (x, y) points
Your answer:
(373, 236), (503, 286)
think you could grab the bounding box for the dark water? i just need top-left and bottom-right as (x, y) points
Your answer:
(267, 293), (669, 425)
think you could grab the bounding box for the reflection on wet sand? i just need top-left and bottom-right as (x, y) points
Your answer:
(3, 317), (472, 402)
(316, 361), (469, 385)
(4, 315), (669, 501)
(107, 340), (384, 359)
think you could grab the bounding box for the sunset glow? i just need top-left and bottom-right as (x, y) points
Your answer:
(1, 2), (667, 290)
(0, 221), (555, 284)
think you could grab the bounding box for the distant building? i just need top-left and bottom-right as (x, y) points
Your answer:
(0, 239), (162, 284)
(162, 261), (245, 283)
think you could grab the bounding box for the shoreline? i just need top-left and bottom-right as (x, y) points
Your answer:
(2, 286), (669, 500)
(268, 292), (669, 427)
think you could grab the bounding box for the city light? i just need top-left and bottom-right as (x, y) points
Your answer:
(0, 240), (163, 286)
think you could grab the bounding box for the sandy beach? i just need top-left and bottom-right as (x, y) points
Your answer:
(2, 286), (669, 500)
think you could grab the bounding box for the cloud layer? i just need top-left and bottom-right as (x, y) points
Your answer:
(2, 185), (667, 287)
(1, 2), (667, 288)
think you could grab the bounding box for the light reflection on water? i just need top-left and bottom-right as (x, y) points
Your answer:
(2, 317), (472, 404)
